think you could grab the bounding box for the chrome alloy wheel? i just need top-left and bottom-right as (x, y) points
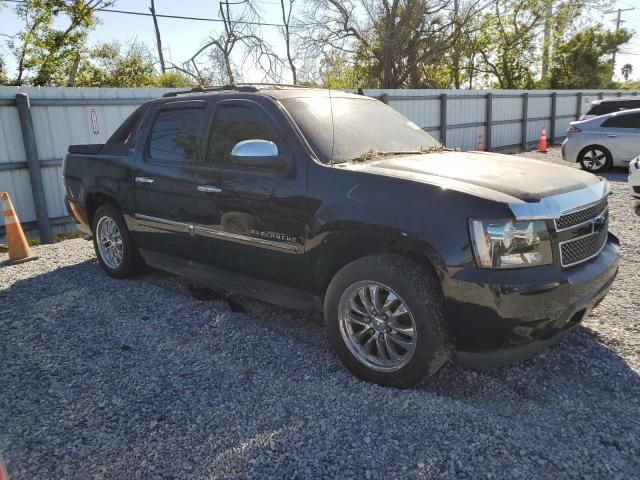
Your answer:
(582, 148), (608, 171)
(338, 281), (418, 372)
(96, 216), (123, 269)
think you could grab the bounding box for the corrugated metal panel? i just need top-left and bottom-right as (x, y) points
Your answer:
(0, 169), (36, 223)
(492, 122), (522, 149)
(0, 106), (26, 163)
(492, 96), (522, 122)
(388, 97), (440, 128)
(448, 126), (484, 151)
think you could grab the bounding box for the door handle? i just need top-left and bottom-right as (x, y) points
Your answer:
(607, 134), (618, 138)
(135, 176), (155, 184)
(197, 185), (222, 193)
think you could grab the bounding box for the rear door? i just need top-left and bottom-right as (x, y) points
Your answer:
(601, 112), (640, 164)
(131, 100), (223, 259)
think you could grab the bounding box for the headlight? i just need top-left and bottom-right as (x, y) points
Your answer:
(469, 219), (553, 268)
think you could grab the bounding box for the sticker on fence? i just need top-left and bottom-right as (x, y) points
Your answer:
(88, 107), (100, 135)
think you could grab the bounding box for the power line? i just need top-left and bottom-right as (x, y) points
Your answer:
(2, 0), (289, 27)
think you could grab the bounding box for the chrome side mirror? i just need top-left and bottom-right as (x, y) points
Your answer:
(230, 139), (288, 170)
(231, 139), (278, 158)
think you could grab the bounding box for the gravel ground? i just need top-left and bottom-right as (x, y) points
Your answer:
(1, 147), (639, 480)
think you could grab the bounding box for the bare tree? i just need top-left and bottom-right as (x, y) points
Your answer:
(279, 0), (297, 84)
(179, 1), (284, 85)
(299, 0), (480, 88)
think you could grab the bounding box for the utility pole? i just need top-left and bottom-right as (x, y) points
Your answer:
(603, 7), (635, 81)
(149, 0), (166, 73)
(452, 0), (460, 88)
(541, 1), (553, 79)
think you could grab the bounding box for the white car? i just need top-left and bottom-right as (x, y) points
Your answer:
(630, 156), (640, 199)
(580, 97), (640, 120)
(561, 108), (640, 172)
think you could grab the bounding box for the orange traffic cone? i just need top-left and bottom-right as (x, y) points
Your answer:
(0, 452), (7, 480)
(537, 127), (548, 153)
(476, 133), (484, 151)
(1, 192), (38, 264)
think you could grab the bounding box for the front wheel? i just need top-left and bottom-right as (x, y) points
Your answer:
(324, 254), (450, 388)
(92, 204), (143, 278)
(578, 146), (612, 172)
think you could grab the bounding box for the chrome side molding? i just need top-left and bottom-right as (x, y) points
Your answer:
(509, 179), (610, 220)
(133, 213), (301, 253)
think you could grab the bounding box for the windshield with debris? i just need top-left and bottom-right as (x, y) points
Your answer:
(280, 96), (441, 164)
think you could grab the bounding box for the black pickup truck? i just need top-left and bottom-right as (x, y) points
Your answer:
(63, 85), (619, 387)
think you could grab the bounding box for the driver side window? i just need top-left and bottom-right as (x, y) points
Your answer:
(206, 104), (278, 166)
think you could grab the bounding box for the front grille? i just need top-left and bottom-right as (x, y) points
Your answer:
(559, 223), (608, 267)
(555, 199), (607, 231)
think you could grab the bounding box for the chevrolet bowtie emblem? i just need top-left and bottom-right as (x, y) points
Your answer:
(591, 212), (607, 233)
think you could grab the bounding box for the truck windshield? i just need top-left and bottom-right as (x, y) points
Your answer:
(280, 96), (440, 164)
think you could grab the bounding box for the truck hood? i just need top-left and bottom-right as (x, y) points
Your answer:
(340, 150), (601, 203)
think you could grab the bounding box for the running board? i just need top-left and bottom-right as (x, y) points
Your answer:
(139, 249), (321, 310)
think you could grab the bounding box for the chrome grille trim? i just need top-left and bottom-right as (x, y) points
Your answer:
(559, 226), (608, 268)
(554, 202), (608, 232)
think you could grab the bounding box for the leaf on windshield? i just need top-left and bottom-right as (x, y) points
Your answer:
(350, 145), (445, 163)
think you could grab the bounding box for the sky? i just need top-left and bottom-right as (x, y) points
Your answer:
(0, 0), (639, 84)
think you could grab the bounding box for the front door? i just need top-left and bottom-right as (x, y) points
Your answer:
(192, 99), (310, 289)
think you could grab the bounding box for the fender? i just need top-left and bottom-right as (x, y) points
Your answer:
(308, 222), (447, 294)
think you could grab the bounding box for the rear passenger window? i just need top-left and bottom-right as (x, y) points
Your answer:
(108, 105), (147, 145)
(205, 104), (277, 166)
(601, 113), (640, 129)
(148, 108), (204, 163)
(588, 100), (640, 116)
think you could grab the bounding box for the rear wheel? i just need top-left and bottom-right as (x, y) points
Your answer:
(578, 146), (612, 172)
(91, 204), (143, 278)
(324, 254), (450, 388)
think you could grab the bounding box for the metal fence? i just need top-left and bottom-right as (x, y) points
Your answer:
(358, 88), (639, 152)
(0, 86), (171, 241)
(1, 86), (637, 242)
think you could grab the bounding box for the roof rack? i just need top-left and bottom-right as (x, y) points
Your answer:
(162, 83), (312, 98)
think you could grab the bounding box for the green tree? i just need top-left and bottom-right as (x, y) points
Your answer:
(548, 26), (632, 89)
(76, 41), (193, 87)
(621, 63), (633, 82)
(8, 0), (112, 86)
(318, 51), (374, 88)
(474, 0), (551, 89)
(0, 55), (8, 85)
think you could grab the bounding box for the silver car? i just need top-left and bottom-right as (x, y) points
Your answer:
(562, 107), (640, 172)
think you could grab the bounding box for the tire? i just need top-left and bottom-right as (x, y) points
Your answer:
(324, 254), (450, 388)
(578, 145), (612, 172)
(91, 203), (143, 278)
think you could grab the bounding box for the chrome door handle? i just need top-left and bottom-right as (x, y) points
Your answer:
(135, 176), (155, 184)
(607, 134), (618, 137)
(197, 185), (222, 193)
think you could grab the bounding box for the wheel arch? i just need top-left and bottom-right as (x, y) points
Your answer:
(313, 225), (447, 296)
(84, 189), (119, 227)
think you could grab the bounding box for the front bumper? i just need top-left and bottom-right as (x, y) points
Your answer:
(445, 233), (619, 368)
